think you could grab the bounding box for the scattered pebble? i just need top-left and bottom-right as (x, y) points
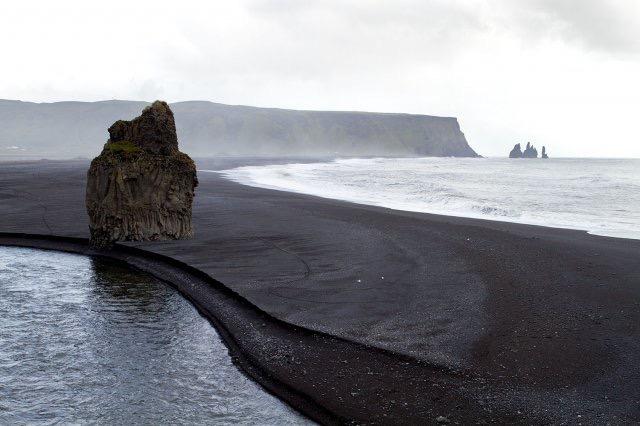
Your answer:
(436, 415), (450, 424)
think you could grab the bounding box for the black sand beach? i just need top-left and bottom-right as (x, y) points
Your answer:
(1, 158), (639, 424)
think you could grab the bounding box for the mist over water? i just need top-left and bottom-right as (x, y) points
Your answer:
(218, 157), (640, 240)
(0, 247), (308, 425)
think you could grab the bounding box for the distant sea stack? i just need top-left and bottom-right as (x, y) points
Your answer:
(509, 143), (523, 158)
(510, 142), (546, 159)
(86, 101), (198, 248)
(0, 99), (479, 158)
(523, 142), (538, 158)
(541, 146), (549, 159)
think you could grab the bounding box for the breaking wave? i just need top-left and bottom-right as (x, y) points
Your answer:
(213, 157), (640, 240)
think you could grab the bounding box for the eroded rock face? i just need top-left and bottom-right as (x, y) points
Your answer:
(509, 142), (547, 159)
(509, 143), (523, 158)
(522, 142), (538, 158)
(86, 101), (198, 248)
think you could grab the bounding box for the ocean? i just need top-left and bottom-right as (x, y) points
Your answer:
(217, 157), (640, 240)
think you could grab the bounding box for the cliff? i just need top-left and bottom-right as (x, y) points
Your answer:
(86, 101), (198, 248)
(0, 99), (478, 158)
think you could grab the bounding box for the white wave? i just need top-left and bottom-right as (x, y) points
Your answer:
(212, 157), (640, 240)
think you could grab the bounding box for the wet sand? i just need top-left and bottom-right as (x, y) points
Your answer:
(1, 158), (639, 424)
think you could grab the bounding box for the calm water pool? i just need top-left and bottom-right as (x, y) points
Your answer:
(0, 246), (310, 425)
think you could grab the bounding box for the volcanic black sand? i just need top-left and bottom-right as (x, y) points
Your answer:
(1, 158), (639, 424)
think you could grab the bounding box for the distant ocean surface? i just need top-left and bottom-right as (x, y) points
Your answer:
(218, 157), (640, 240)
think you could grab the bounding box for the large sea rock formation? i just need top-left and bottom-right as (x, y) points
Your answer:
(541, 146), (549, 159)
(86, 101), (198, 248)
(510, 142), (543, 159)
(509, 143), (523, 158)
(522, 142), (538, 158)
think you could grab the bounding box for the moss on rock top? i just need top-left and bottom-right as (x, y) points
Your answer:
(103, 140), (142, 154)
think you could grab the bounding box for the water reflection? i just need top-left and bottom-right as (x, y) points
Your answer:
(0, 246), (309, 425)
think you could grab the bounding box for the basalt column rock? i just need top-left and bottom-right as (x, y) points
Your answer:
(509, 143), (523, 158)
(86, 101), (198, 248)
(522, 142), (538, 158)
(541, 146), (549, 159)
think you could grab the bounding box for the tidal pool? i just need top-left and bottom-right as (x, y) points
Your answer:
(0, 246), (310, 425)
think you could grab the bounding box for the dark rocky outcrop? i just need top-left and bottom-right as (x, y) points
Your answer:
(541, 146), (549, 159)
(510, 142), (547, 159)
(86, 101), (198, 248)
(509, 143), (523, 158)
(522, 142), (538, 158)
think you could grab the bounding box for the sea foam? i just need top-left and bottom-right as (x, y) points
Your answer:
(211, 157), (640, 240)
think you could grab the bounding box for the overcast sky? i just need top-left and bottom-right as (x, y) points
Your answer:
(1, 0), (639, 157)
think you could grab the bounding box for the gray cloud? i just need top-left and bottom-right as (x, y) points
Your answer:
(498, 0), (640, 54)
(247, 0), (640, 56)
(1, 0), (639, 157)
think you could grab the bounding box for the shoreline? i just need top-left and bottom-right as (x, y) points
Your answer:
(0, 233), (339, 424)
(218, 165), (637, 242)
(0, 233), (521, 425)
(2, 158), (640, 423)
(213, 156), (640, 241)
